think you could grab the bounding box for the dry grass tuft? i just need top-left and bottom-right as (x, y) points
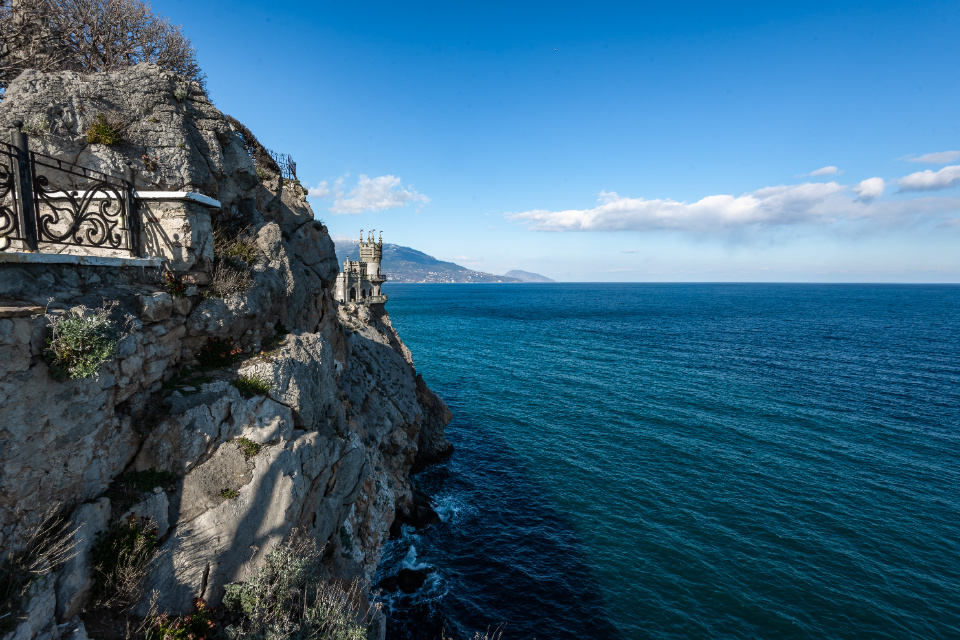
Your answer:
(0, 510), (79, 634)
(90, 517), (158, 611)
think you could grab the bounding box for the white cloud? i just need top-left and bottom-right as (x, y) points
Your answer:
(306, 174), (429, 214)
(854, 177), (885, 201)
(511, 181), (960, 234)
(907, 150), (960, 164)
(328, 174), (429, 214)
(809, 166), (841, 177)
(513, 182), (846, 232)
(308, 181), (331, 198)
(898, 165), (960, 192)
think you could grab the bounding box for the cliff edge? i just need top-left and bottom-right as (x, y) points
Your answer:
(0, 64), (450, 639)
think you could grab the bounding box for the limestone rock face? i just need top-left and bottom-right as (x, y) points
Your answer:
(0, 65), (450, 636)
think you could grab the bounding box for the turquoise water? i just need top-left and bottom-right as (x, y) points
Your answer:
(376, 283), (960, 639)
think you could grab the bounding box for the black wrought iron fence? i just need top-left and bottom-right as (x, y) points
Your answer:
(267, 149), (297, 181)
(1, 123), (140, 257)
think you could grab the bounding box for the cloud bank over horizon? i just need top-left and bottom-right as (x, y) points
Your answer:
(511, 168), (960, 235)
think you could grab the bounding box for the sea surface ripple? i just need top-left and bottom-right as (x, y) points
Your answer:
(374, 283), (960, 640)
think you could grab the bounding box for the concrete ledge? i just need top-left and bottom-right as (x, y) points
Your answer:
(42, 190), (222, 209)
(137, 191), (222, 208)
(0, 251), (164, 268)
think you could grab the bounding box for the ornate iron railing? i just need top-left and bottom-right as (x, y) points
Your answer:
(0, 124), (140, 257)
(0, 143), (21, 250)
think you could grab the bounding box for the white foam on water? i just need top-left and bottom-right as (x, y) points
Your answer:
(433, 492), (476, 524)
(401, 543), (432, 571)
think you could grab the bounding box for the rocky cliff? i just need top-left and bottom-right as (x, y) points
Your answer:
(0, 64), (450, 639)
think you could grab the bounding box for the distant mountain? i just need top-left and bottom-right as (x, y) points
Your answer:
(335, 242), (522, 283)
(503, 269), (554, 283)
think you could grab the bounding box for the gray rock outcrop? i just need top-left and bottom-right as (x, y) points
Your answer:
(0, 64), (449, 639)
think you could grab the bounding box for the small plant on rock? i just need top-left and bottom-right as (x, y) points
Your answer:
(231, 374), (272, 398)
(163, 271), (187, 297)
(90, 516), (158, 610)
(147, 597), (216, 640)
(234, 437), (261, 460)
(22, 113), (51, 136)
(141, 153), (159, 172)
(206, 225), (257, 299)
(218, 233), (259, 265)
(44, 302), (121, 380)
(85, 114), (123, 145)
(196, 337), (242, 369)
(220, 488), (240, 500)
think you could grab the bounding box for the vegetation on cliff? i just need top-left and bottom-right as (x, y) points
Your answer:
(44, 303), (123, 380)
(0, 0), (204, 97)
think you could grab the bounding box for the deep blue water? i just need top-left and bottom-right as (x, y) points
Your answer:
(373, 283), (960, 640)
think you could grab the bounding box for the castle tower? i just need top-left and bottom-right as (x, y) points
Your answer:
(358, 230), (385, 288)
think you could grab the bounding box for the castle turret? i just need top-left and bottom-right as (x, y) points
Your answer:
(359, 229), (385, 285)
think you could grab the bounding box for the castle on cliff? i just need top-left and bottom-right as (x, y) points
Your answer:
(334, 230), (387, 304)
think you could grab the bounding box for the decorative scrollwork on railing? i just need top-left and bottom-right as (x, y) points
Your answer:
(0, 157), (19, 251)
(0, 136), (139, 257)
(33, 175), (128, 249)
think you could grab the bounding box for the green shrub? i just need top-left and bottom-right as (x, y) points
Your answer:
(85, 114), (122, 145)
(44, 303), (120, 380)
(222, 534), (375, 640)
(90, 517), (158, 610)
(220, 236), (259, 265)
(231, 374), (272, 398)
(220, 488), (240, 500)
(234, 437), (261, 460)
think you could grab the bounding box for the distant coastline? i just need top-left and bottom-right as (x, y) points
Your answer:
(336, 241), (553, 283)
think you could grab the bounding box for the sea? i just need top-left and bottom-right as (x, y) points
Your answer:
(372, 283), (960, 640)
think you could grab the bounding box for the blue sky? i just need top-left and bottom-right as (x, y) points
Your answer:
(153, 0), (960, 281)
